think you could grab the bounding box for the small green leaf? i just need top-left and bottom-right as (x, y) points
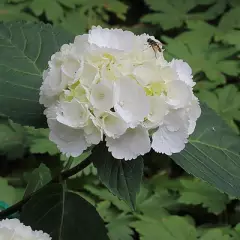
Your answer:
(136, 187), (176, 219)
(0, 178), (19, 206)
(23, 163), (52, 197)
(91, 144), (143, 210)
(0, 22), (74, 127)
(198, 85), (240, 133)
(218, 7), (240, 32)
(142, 0), (198, 30)
(164, 36), (239, 83)
(84, 185), (130, 212)
(30, 0), (64, 22)
(0, 117), (26, 159)
(178, 178), (229, 214)
(131, 216), (197, 240)
(199, 229), (231, 240)
(25, 127), (59, 155)
(62, 151), (96, 177)
(171, 103), (240, 198)
(107, 214), (134, 240)
(21, 183), (108, 240)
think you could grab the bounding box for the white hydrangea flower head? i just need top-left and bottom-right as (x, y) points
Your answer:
(0, 218), (51, 240)
(40, 26), (201, 160)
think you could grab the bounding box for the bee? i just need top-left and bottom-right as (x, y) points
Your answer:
(147, 38), (162, 57)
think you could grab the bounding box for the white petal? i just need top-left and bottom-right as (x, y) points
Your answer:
(187, 97), (201, 134)
(114, 77), (150, 127)
(159, 66), (178, 83)
(61, 58), (82, 79)
(56, 99), (89, 128)
(41, 67), (70, 97)
(106, 126), (151, 160)
(0, 218), (51, 240)
(88, 26), (135, 51)
(84, 120), (102, 144)
(166, 80), (191, 108)
(101, 112), (128, 138)
(80, 63), (99, 87)
(90, 82), (114, 111)
(148, 95), (168, 124)
(48, 119), (89, 157)
(152, 126), (188, 155)
(171, 59), (195, 87)
(163, 110), (184, 132)
(133, 64), (159, 86)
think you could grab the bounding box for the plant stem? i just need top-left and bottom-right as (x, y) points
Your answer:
(0, 157), (92, 220)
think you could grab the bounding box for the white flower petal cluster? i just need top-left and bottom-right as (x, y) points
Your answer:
(40, 26), (201, 160)
(0, 218), (51, 240)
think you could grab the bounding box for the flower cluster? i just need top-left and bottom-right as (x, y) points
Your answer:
(0, 218), (51, 240)
(40, 26), (201, 160)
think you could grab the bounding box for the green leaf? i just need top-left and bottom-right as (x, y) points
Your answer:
(218, 7), (240, 32)
(23, 163), (52, 197)
(0, 22), (74, 127)
(61, 10), (88, 35)
(30, 0), (64, 22)
(0, 3), (37, 21)
(62, 151), (97, 177)
(199, 229), (231, 240)
(21, 183), (108, 240)
(178, 178), (229, 214)
(163, 36), (239, 83)
(0, 177), (19, 206)
(136, 187), (176, 220)
(201, 0), (227, 20)
(198, 85), (240, 133)
(107, 214), (134, 240)
(171, 103), (240, 198)
(0, 117), (26, 159)
(142, 0), (199, 30)
(25, 127), (59, 155)
(131, 216), (197, 240)
(91, 144), (144, 210)
(84, 185), (130, 212)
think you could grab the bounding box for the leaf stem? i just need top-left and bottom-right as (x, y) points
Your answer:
(0, 156), (92, 219)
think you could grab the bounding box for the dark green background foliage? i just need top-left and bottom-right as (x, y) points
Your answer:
(0, 0), (240, 239)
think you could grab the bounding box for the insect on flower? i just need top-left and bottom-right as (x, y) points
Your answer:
(147, 38), (162, 57)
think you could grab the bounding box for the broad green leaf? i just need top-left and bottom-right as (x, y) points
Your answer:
(25, 127), (59, 155)
(107, 214), (134, 240)
(171, 103), (240, 198)
(0, 177), (18, 205)
(91, 144), (144, 210)
(0, 117), (26, 159)
(21, 183), (108, 240)
(23, 163), (52, 197)
(178, 178), (229, 214)
(131, 216), (197, 240)
(0, 22), (74, 127)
